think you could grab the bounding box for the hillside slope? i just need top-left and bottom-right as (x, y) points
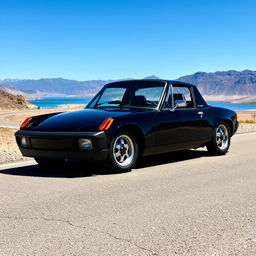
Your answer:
(0, 89), (36, 110)
(178, 70), (256, 96)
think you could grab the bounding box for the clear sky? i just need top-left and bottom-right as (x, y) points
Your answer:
(0, 0), (256, 80)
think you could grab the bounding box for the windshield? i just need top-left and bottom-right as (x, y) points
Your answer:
(88, 81), (166, 109)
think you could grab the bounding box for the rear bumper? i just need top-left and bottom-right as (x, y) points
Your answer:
(15, 130), (109, 161)
(233, 120), (239, 135)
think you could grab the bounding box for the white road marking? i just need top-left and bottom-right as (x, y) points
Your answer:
(0, 160), (35, 169)
(235, 131), (256, 136)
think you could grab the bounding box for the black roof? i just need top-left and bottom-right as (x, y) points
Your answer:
(106, 79), (196, 87)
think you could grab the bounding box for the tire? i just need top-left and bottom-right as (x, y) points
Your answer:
(34, 158), (65, 169)
(206, 123), (231, 155)
(105, 130), (139, 173)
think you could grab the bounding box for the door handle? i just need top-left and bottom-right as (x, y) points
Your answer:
(198, 111), (204, 117)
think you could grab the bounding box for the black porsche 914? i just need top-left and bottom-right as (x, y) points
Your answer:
(15, 80), (239, 172)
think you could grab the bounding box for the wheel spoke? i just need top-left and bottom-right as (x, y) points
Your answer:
(115, 151), (121, 158)
(120, 155), (125, 163)
(124, 143), (129, 149)
(115, 144), (121, 150)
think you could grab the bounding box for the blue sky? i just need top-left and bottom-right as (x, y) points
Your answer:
(0, 0), (256, 80)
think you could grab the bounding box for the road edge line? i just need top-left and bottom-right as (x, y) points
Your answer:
(235, 131), (256, 136)
(0, 160), (35, 169)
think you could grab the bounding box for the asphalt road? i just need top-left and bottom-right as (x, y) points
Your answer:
(0, 133), (255, 256)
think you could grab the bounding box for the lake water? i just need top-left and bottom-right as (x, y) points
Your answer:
(29, 97), (92, 108)
(29, 97), (256, 110)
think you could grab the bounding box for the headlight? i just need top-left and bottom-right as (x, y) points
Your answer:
(21, 137), (29, 148)
(78, 139), (92, 150)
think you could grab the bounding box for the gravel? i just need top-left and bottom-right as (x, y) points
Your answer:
(0, 149), (29, 164)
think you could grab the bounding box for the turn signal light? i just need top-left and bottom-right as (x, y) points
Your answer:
(20, 117), (32, 129)
(99, 118), (114, 131)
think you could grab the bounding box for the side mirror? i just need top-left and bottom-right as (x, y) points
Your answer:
(175, 100), (187, 108)
(169, 99), (187, 112)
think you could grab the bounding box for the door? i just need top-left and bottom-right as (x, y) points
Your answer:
(155, 84), (206, 153)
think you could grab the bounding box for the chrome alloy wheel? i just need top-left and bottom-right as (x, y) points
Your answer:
(216, 124), (229, 150)
(113, 135), (135, 167)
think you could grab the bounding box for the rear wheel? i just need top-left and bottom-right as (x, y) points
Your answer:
(207, 123), (231, 155)
(105, 131), (139, 173)
(34, 158), (65, 169)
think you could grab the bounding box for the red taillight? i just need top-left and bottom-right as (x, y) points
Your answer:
(99, 118), (114, 131)
(235, 113), (238, 120)
(20, 117), (32, 129)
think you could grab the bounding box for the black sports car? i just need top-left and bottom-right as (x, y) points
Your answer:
(15, 80), (239, 172)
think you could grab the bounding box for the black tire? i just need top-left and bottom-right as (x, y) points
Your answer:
(207, 122), (231, 155)
(105, 130), (139, 173)
(34, 158), (65, 169)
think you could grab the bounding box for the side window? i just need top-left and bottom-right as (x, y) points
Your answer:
(163, 85), (194, 109)
(135, 87), (163, 100)
(134, 86), (164, 105)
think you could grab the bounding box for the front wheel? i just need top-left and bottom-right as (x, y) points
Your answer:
(105, 131), (139, 173)
(207, 123), (231, 155)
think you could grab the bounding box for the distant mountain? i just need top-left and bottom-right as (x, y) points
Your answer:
(1, 71), (256, 102)
(0, 76), (153, 98)
(0, 85), (27, 97)
(144, 75), (160, 80)
(0, 78), (113, 96)
(178, 70), (256, 96)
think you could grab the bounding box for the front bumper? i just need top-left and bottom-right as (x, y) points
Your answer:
(15, 130), (109, 161)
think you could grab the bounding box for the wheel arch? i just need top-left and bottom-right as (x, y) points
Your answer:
(116, 124), (145, 155)
(219, 119), (234, 136)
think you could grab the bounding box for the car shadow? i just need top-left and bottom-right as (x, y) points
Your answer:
(0, 163), (94, 178)
(0, 149), (210, 178)
(135, 149), (210, 169)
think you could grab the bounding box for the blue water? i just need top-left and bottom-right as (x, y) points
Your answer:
(29, 97), (92, 108)
(29, 97), (256, 110)
(207, 101), (256, 110)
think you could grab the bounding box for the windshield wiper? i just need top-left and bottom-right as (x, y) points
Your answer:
(94, 100), (123, 108)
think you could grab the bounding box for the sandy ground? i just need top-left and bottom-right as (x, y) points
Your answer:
(0, 106), (255, 164)
(237, 109), (256, 123)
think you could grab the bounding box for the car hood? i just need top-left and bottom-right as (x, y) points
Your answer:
(31, 109), (130, 131)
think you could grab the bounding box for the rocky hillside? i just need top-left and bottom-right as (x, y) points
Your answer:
(0, 85), (28, 97)
(178, 70), (256, 96)
(0, 89), (36, 110)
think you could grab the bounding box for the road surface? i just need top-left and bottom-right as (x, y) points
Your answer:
(0, 133), (255, 255)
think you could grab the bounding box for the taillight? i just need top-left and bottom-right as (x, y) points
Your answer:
(235, 113), (238, 120)
(99, 118), (114, 131)
(20, 117), (32, 129)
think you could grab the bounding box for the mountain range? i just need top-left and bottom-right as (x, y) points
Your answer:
(1, 70), (256, 103)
